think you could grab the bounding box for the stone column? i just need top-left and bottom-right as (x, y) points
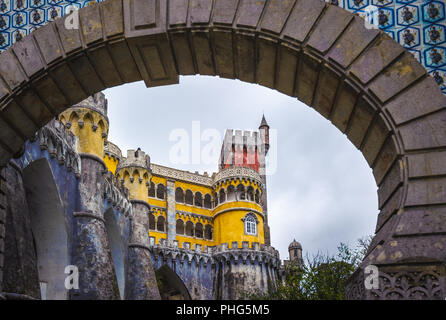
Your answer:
(71, 155), (120, 300)
(166, 179), (176, 243)
(125, 201), (160, 300)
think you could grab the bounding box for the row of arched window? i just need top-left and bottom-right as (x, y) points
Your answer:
(175, 188), (212, 208)
(176, 219), (213, 240)
(148, 213), (213, 240)
(175, 184), (262, 208)
(149, 182), (165, 199)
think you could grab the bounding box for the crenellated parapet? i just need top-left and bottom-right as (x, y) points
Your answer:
(104, 141), (122, 174)
(103, 171), (133, 217)
(21, 119), (81, 177)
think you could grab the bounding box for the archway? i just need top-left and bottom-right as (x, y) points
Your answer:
(155, 265), (191, 300)
(22, 158), (69, 300)
(0, 0), (445, 298)
(104, 208), (126, 300)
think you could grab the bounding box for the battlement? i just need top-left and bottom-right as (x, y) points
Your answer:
(104, 140), (122, 161)
(72, 92), (108, 117)
(117, 148), (151, 171)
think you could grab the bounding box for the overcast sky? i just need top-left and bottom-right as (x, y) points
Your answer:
(103, 76), (378, 261)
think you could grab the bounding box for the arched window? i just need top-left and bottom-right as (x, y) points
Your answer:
(227, 185), (236, 201)
(255, 189), (260, 204)
(243, 213), (258, 236)
(185, 190), (193, 205)
(204, 224), (213, 240)
(236, 184), (245, 200)
(156, 183), (165, 199)
(149, 212), (156, 230)
(247, 186), (254, 201)
(175, 187), (184, 203)
(149, 181), (155, 197)
(194, 192), (202, 207)
(204, 194), (212, 209)
(176, 219), (184, 235)
(219, 188), (226, 203)
(157, 215), (166, 232)
(195, 223), (203, 239)
(213, 193), (218, 208)
(185, 221), (194, 236)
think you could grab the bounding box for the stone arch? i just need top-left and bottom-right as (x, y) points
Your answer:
(22, 158), (69, 300)
(155, 265), (191, 300)
(0, 0), (444, 299)
(104, 208), (125, 300)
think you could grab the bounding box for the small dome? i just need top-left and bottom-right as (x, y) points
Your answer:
(288, 239), (302, 250)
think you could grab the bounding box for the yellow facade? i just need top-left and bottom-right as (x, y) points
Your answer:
(60, 99), (266, 253)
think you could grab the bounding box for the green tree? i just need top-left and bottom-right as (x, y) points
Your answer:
(243, 236), (372, 300)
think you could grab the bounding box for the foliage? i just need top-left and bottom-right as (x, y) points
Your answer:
(242, 236), (373, 300)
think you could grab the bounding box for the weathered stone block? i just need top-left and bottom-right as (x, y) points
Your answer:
(282, 0), (325, 43)
(385, 76), (446, 125)
(190, 0), (213, 25)
(213, 30), (235, 79)
(0, 49), (26, 91)
(31, 74), (69, 116)
(236, 0), (266, 29)
(328, 16), (379, 69)
(330, 81), (359, 133)
(0, 100), (38, 139)
(12, 36), (44, 77)
(369, 52), (426, 103)
(108, 39), (142, 83)
(312, 65), (340, 118)
(16, 88), (54, 124)
(296, 53), (320, 106)
(80, 2), (103, 45)
(33, 23), (63, 65)
(0, 117), (25, 152)
(55, 15), (83, 54)
(394, 206), (446, 236)
(372, 136), (398, 185)
(68, 54), (105, 96)
(307, 5), (352, 54)
(213, 0), (238, 26)
(235, 32), (256, 83)
(398, 109), (446, 151)
(101, 0), (124, 38)
(362, 115), (390, 166)
(88, 46), (123, 88)
(406, 177), (446, 207)
(350, 34), (404, 85)
(378, 160), (403, 209)
(50, 63), (87, 106)
(260, 0), (295, 35)
(257, 36), (278, 89)
(125, 0), (166, 37)
(276, 43), (298, 96)
(191, 31), (215, 76)
(346, 97), (376, 149)
(407, 151), (446, 178)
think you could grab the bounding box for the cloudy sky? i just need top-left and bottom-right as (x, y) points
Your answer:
(103, 75), (378, 261)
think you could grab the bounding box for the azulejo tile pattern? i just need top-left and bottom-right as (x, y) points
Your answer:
(328, 0), (446, 94)
(0, 0), (445, 94)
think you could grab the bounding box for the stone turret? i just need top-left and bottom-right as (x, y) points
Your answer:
(116, 148), (152, 202)
(58, 92), (109, 159)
